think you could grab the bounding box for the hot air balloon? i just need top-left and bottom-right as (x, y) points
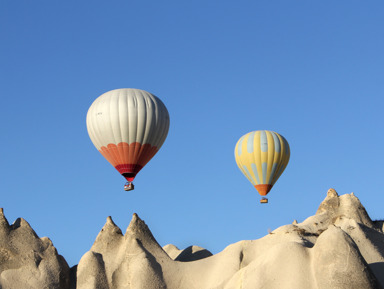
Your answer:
(86, 88), (170, 191)
(234, 130), (290, 203)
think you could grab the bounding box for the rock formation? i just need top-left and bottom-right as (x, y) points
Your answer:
(0, 189), (383, 288)
(0, 208), (70, 289)
(74, 189), (383, 289)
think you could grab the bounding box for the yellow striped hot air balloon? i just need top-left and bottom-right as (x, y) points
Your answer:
(234, 130), (290, 203)
(87, 88), (170, 191)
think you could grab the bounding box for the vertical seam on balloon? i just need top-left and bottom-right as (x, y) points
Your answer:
(235, 136), (255, 185)
(268, 131), (277, 184)
(260, 131), (268, 152)
(127, 90), (133, 144)
(281, 135), (290, 179)
(149, 94), (158, 146)
(251, 163), (260, 184)
(262, 162), (267, 183)
(116, 90), (122, 143)
(131, 90), (137, 145)
(247, 131), (255, 153)
(270, 163), (278, 185)
(252, 132), (261, 184)
(152, 94), (161, 147)
(106, 90), (120, 164)
(257, 131), (263, 184)
(114, 90), (123, 164)
(133, 90), (141, 163)
(272, 134), (289, 184)
(142, 90), (148, 145)
(119, 92), (126, 162)
(265, 131), (272, 184)
(153, 94), (169, 149)
(136, 90), (144, 146)
(272, 132), (280, 184)
(133, 89), (139, 145)
(271, 134), (283, 184)
(146, 93), (156, 145)
(137, 92), (151, 166)
(242, 165), (255, 186)
(267, 132), (275, 184)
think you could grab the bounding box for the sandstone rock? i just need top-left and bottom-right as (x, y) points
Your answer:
(76, 189), (383, 289)
(77, 213), (170, 289)
(163, 244), (212, 261)
(0, 189), (383, 289)
(0, 209), (70, 289)
(312, 225), (380, 289)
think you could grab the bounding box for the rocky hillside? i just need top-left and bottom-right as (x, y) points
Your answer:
(0, 189), (383, 288)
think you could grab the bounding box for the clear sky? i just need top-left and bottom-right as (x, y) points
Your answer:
(1, 1), (383, 267)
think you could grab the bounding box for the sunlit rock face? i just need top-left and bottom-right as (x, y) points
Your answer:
(0, 209), (70, 289)
(76, 189), (383, 289)
(0, 189), (383, 289)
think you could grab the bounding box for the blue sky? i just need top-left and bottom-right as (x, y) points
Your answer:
(1, 1), (383, 267)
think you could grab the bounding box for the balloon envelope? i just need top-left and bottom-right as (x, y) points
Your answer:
(234, 130), (290, 196)
(86, 88), (170, 182)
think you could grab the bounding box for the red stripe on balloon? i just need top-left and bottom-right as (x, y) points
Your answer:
(99, 142), (159, 181)
(115, 164), (143, 182)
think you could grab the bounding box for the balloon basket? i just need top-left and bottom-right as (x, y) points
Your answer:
(124, 182), (134, 191)
(260, 198), (268, 204)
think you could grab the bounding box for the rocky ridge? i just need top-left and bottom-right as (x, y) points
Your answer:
(0, 189), (383, 288)
(0, 208), (70, 288)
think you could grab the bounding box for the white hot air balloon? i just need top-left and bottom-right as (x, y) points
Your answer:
(86, 88), (170, 191)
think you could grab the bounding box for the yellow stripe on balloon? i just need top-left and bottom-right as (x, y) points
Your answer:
(266, 131), (275, 184)
(253, 131), (262, 184)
